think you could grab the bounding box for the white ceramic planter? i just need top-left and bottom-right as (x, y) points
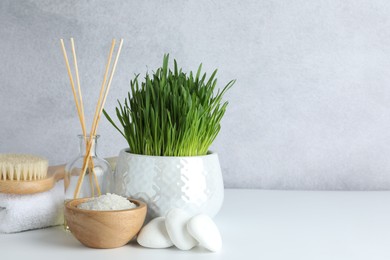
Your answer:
(112, 149), (224, 219)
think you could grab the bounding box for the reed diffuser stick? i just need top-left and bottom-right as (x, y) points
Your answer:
(70, 38), (86, 136)
(60, 39), (85, 134)
(61, 38), (122, 198)
(88, 39), (116, 196)
(70, 38), (98, 195)
(91, 39), (116, 137)
(73, 39), (124, 198)
(92, 39), (124, 135)
(73, 40), (116, 198)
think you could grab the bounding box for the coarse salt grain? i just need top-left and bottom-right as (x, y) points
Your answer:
(77, 193), (137, 211)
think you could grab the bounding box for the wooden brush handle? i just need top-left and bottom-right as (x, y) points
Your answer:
(0, 164), (65, 195)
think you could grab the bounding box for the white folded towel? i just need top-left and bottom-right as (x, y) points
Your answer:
(0, 180), (64, 233)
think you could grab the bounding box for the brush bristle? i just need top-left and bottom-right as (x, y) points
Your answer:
(0, 154), (48, 181)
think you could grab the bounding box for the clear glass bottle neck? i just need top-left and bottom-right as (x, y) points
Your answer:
(78, 135), (99, 157)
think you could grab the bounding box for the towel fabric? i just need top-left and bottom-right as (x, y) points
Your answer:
(0, 180), (64, 233)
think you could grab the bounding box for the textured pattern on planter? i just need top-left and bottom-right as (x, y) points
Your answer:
(113, 150), (224, 219)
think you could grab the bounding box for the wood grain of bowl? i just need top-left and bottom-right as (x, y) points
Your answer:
(65, 197), (147, 249)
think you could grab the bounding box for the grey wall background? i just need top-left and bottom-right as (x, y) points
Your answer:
(1, 0), (390, 190)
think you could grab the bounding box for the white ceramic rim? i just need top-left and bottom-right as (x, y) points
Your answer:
(119, 148), (218, 159)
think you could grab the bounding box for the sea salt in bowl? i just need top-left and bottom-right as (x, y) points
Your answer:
(65, 196), (147, 249)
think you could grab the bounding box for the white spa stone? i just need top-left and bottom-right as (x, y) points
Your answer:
(165, 208), (198, 250)
(137, 217), (173, 248)
(187, 214), (222, 252)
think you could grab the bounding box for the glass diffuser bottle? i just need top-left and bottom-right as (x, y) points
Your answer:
(64, 135), (111, 201)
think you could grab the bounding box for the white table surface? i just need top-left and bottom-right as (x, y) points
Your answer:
(1, 189), (390, 260)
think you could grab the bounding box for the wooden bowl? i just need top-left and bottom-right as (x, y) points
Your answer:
(65, 197), (147, 249)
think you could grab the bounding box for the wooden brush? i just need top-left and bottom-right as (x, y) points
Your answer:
(0, 154), (64, 194)
(0, 154), (48, 181)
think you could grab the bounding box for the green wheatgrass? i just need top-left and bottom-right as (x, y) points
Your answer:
(103, 54), (235, 156)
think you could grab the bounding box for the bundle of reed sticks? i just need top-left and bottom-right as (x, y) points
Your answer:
(60, 38), (123, 199)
